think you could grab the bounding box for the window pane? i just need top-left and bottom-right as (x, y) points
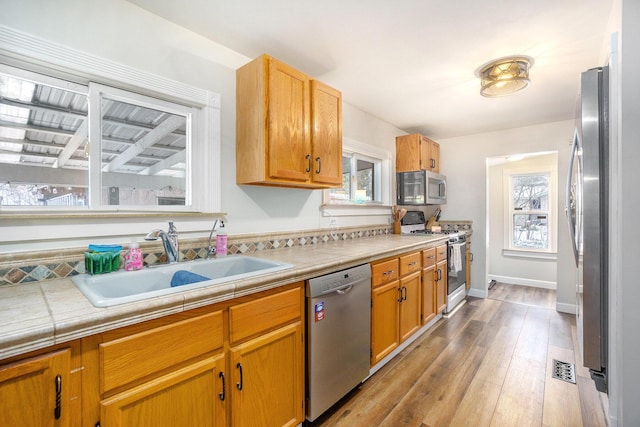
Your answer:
(356, 159), (374, 202)
(329, 156), (351, 201)
(513, 213), (548, 249)
(512, 174), (548, 211)
(100, 96), (187, 206)
(0, 73), (89, 206)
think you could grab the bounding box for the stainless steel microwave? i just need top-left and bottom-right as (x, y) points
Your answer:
(396, 171), (447, 205)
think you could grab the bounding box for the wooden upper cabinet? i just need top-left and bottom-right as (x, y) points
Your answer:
(310, 80), (342, 186)
(396, 133), (440, 173)
(236, 54), (342, 188)
(267, 59), (310, 182)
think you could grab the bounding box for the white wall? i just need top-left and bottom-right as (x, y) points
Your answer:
(487, 153), (558, 289)
(438, 120), (574, 310)
(0, 0), (403, 252)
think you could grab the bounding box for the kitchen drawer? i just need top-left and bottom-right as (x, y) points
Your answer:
(229, 286), (302, 344)
(371, 258), (399, 288)
(399, 252), (422, 276)
(436, 244), (447, 262)
(100, 310), (224, 394)
(422, 247), (437, 268)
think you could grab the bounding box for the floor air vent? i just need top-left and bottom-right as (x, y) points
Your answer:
(552, 359), (576, 384)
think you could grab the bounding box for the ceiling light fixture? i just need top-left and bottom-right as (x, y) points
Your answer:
(477, 55), (533, 97)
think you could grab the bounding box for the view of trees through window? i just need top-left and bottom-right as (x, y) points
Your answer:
(511, 174), (549, 249)
(331, 154), (376, 203)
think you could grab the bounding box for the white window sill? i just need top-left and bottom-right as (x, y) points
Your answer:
(321, 204), (392, 217)
(502, 249), (557, 260)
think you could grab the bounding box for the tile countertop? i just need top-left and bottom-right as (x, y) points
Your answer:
(0, 234), (448, 361)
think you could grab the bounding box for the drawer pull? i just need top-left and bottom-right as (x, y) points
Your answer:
(408, 261), (418, 267)
(236, 362), (243, 391)
(218, 371), (226, 401)
(383, 269), (395, 276)
(54, 374), (62, 420)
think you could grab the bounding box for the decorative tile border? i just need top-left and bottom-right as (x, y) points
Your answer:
(0, 224), (393, 286)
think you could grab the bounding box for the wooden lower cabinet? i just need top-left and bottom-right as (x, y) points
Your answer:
(399, 271), (422, 342)
(230, 322), (303, 427)
(101, 355), (226, 427)
(371, 280), (401, 365)
(435, 244), (448, 313)
(82, 283), (304, 427)
(435, 259), (447, 313)
(0, 348), (71, 427)
(421, 263), (437, 324)
(370, 252), (423, 366)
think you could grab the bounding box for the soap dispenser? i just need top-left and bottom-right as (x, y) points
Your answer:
(124, 237), (143, 271)
(215, 221), (227, 256)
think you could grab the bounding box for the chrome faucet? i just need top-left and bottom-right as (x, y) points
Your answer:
(145, 221), (179, 263)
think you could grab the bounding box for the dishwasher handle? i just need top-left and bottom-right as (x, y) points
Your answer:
(321, 283), (356, 295)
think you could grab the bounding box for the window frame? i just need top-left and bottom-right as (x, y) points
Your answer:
(0, 27), (221, 215)
(322, 137), (392, 217)
(503, 164), (558, 255)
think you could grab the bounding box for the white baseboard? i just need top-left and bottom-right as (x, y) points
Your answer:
(467, 288), (487, 298)
(488, 274), (556, 290)
(556, 302), (576, 314)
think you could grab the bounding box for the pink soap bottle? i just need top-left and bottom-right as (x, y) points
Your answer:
(124, 238), (143, 270)
(215, 221), (227, 256)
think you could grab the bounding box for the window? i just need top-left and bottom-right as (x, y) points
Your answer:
(322, 137), (392, 216)
(503, 160), (557, 255)
(330, 153), (379, 204)
(510, 173), (550, 249)
(0, 57), (217, 213)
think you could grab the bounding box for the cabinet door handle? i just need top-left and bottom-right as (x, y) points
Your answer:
(437, 269), (442, 281)
(54, 374), (62, 420)
(402, 286), (407, 301)
(236, 362), (243, 391)
(431, 158), (436, 169)
(315, 156), (321, 174)
(397, 287), (403, 303)
(218, 371), (226, 401)
(305, 154), (311, 173)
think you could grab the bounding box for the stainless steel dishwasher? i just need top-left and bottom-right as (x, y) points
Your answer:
(306, 263), (371, 421)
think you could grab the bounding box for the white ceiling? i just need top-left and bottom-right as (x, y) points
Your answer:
(128, 0), (614, 140)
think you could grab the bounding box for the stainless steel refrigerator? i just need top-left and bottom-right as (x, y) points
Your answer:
(566, 66), (609, 392)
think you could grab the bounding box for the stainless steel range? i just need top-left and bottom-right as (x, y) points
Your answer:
(401, 211), (467, 313)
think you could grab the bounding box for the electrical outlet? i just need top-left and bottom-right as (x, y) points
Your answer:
(329, 217), (337, 227)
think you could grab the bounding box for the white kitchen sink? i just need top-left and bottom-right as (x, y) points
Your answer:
(71, 255), (293, 307)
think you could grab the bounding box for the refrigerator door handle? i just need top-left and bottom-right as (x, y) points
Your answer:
(566, 128), (580, 266)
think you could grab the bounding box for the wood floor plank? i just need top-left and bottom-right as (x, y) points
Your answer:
(490, 355), (546, 426)
(513, 307), (551, 363)
(543, 345), (584, 427)
(449, 378), (501, 427)
(549, 311), (575, 350)
(375, 320), (489, 426)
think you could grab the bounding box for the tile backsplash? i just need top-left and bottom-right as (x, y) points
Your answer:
(0, 224), (394, 286)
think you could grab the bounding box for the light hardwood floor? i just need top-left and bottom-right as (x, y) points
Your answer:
(310, 284), (609, 427)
